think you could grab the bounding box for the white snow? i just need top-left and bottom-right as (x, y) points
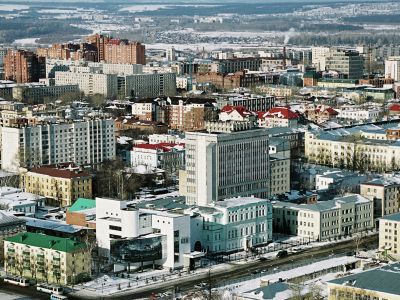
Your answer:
(12, 38), (39, 46)
(0, 4), (29, 11)
(120, 4), (220, 13)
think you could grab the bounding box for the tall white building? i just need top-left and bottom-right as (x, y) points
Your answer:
(55, 70), (118, 97)
(1, 119), (115, 171)
(385, 56), (400, 82)
(312, 47), (330, 71)
(184, 121), (270, 206)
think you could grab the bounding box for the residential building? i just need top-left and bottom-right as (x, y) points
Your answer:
(66, 198), (96, 229)
(273, 194), (374, 241)
(0, 186), (45, 216)
(187, 197), (273, 253)
(0, 211), (26, 261)
(269, 153), (291, 197)
(12, 84), (79, 104)
(305, 105), (338, 124)
(121, 73), (176, 99)
(360, 176), (400, 219)
(0, 118), (115, 172)
(379, 213), (400, 260)
(385, 56), (400, 82)
(327, 263), (400, 300)
(183, 122), (269, 206)
(325, 49), (364, 79)
(312, 47), (330, 71)
(20, 164), (92, 207)
(96, 197), (191, 270)
(129, 143), (185, 173)
(257, 106), (299, 128)
(104, 40), (145, 65)
(4, 232), (90, 285)
(4, 50), (46, 83)
(315, 170), (368, 192)
(55, 69), (118, 97)
(219, 105), (257, 123)
(336, 106), (380, 122)
(148, 134), (184, 145)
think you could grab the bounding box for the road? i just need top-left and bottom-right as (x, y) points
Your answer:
(68, 234), (378, 299)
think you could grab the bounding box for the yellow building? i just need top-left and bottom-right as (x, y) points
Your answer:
(4, 232), (90, 285)
(379, 213), (400, 261)
(21, 164), (92, 207)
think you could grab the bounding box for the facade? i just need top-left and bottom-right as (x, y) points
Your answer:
(104, 41), (145, 65)
(1, 119), (115, 172)
(65, 198), (96, 229)
(21, 164), (92, 207)
(315, 170), (367, 192)
(129, 143), (185, 172)
(219, 105), (257, 123)
(312, 47), (330, 71)
(360, 177), (400, 219)
(4, 50), (45, 83)
(212, 58), (262, 73)
(385, 56), (400, 82)
(257, 107), (299, 128)
(269, 154), (291, 197)
(4, 232), (90, 285)
(184, 123), (269, 206)
(305, 105), (338, 124)
(188, 197), (273, 253)
(325, 49), (364, 79)
(273, 194), (374, 241)
(337, 106), (380, 122)
(0, 211), (26, 261)
(12, 84), (79, 104)
(55, 70), (118, 97)
(379, 213), (400, 260)
(121, 73), (176, 99)
(96, 197), (191, 270)
(327, 263), (400, 300)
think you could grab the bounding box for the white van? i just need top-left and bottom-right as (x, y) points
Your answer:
(37, 283), (64, 295)
(3, 276), (29, 287)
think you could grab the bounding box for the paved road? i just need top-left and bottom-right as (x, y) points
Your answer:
(70, 234), (378, 299)
(0, 282), (47, 299)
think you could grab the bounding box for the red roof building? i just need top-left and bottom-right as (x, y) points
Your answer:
(257, 107), (300, 128)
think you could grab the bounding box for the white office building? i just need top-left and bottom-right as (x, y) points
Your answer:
(385, 56), (400, 82)
(184, 121), (270, 206)
(96, 197), (191, 269)
(1, 119), (115, 171)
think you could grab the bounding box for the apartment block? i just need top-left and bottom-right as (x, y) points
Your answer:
(188, 197), (273, 253)
(273, 194), (374, 241)
(0, 119), (115, 172)
(12, 84), (79, 104)
(4, 50), (46, 83)
(104, 40), (145, 65)
(360, 177), (400, 219)
(379, 213), (400, 260)
(0, 211), (26, 261)
(120, 73), (176, 99)
(4, 232), (90, 285)
(184, 122), (269, 206)
(20, 164), (92, 207)
(269, 153), (291, 197)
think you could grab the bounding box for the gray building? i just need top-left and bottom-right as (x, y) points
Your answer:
(325, 49), (364, 79)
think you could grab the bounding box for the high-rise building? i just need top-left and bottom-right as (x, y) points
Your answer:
(183, 121), (269, 206)
(4, 50), (46, 83)
(325, 49), (364, 79)
(311, 47), (330, 71)
(104, 40), (145, 65)
(166, 47), (176, 61)
(86, 33), (110, 62)
(385, 56), (400, 82)
(0, 119), (115, 172)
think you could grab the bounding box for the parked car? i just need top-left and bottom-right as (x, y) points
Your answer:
(276, 250), (288, 258)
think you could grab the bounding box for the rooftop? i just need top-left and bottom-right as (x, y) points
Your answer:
(28, 164), (91, 179)
(5, 232), (86, 253)
(328, 262), (400, 296)
(68, 198), (96, 213)
(380, 213), (400, 222)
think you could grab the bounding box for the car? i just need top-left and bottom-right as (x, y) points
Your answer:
(276, 250), (288, 258)
(259, 256), (269, 262)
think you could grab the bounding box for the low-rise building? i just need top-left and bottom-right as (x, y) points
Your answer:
(4, 232), (90, 285)
(0, 211), (26, 261)
(187, 197), (273, 253)
(257, 106), (299, 128)
(273, 194), (374, 241)
(327, 263), (400, 300)
(315, 170), (368, 192)
(219, 105), (257, 123)
(379, 213), (400, 260)
(65, 198), (96, 229)
(21, 164), (92, 207)
(0, 187), (45, 216)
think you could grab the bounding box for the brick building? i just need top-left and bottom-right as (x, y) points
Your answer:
(4, 50), (45, 83)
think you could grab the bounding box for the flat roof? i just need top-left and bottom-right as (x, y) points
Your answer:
(380, 213), (400, 222)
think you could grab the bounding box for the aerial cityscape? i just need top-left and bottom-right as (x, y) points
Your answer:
(1, 0), (400, 299)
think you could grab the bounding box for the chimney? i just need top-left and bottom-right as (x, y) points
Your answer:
(283, 47), (287, 69)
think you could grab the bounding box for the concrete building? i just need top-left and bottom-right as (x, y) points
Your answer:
(216, 94), (275, 112)
(360, 176), (400, 219)
(257, 107), (299, 128)
(20, 164), (92, 207)
(96, 197), (191, 270)
(1, 118), (115, 172)
(104, 40), (145, 65)
(65, 198), (96, 229)
(269, 154), (291, 197)
(336, 106), (380, 122)
(121, 73), (176, 99)
(188, 197), (273, 253)
(379, 213), (400, 260)
(385, 56), (400, 82)
(325, 49), (364, 79)
(0, 211), (26, 261)
(183, 122), (269, 206)
(12, 84), (79, 104)
(327, 263), (400, 300)
(0, 186), (45, 216)
(55, 70), (118, 98)
(273, 194), (374, 241)
(312, 47), (330, 71)
(4, 232), (90, 285)
(315, 170), (367, 192)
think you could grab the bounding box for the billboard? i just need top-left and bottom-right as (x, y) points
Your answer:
(110, 235), (165, 263)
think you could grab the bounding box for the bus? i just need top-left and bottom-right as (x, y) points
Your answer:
(37, 283), (64, 295)
(3, 276), (30, 287)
